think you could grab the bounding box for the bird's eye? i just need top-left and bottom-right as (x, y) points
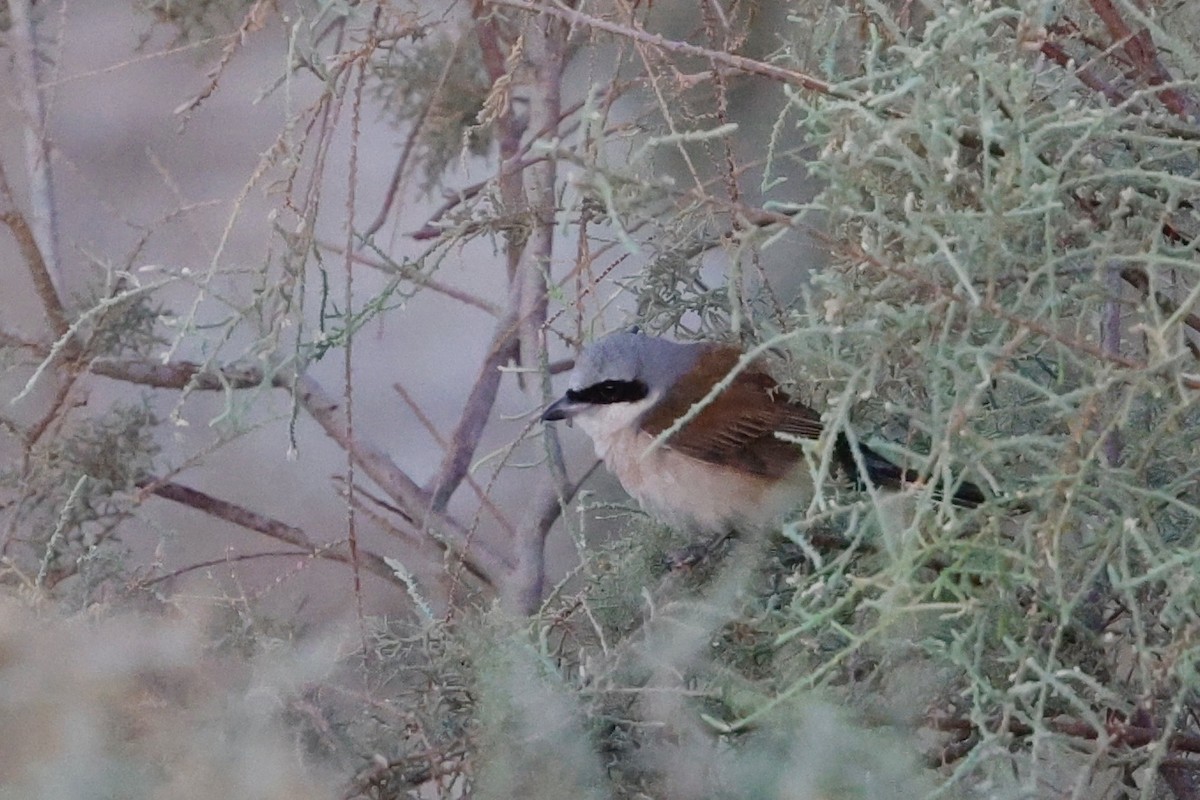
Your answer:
(567, 379), (649, 405)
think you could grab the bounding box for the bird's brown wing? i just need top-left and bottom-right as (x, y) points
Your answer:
(639, 345), (822, 479)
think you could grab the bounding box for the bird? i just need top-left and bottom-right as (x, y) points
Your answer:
(541, 329), (983, 543)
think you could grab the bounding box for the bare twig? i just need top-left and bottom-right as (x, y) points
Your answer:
(140, 549), (331, 586)
(345, 484), (494, 587)
(0, 162), (69, 339)
(84, 357), (514, 583)
(363, 36), (466, 238)
(173, 0), (277, 119)
(316, 237), (503, 316)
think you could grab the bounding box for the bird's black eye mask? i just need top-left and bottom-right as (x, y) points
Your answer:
(567, 379), (649, 405)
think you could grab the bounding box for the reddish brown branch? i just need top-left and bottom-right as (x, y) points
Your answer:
(0, 170), (69, 339)
(1039, 39), (1129, 109)
(1087, 0), (1198, 120)
(1118, 267), (1200, 361)
(928, 711), (1200, 769)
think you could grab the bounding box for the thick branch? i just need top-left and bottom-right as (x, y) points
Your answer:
(498, 11), (571, 614)
(294, 371), (514, 581)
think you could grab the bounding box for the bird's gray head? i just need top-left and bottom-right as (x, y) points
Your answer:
(541, 330), (703, 423)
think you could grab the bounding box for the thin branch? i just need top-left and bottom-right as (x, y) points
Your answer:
(139, 549), (324, 586)
(0, 162), (69, 339)
(427, 313), (519, 511)
(172, 0), (277, 118)
(344, 483), (493, 587)
(527, 456), (603, 547)
(86, 357), (514, 583)
(362, 35), (466, 238)
(484, 0), (840, 98)
(341, 4), (382, 669)
(316, 237), (503, 316)
(393, 382), (516, 536)
(138, 479), (404, 586)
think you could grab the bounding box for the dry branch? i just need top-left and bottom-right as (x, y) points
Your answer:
(484, 0), (838, 97)
(85, 357), (513, 586)
(138, 478), (404, 587)
(0, 163), (68, 339)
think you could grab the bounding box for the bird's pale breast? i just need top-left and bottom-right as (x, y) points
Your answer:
(588, 423), (813, 536)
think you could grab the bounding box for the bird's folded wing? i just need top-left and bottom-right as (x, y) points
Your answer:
(639, 345), (822, 479)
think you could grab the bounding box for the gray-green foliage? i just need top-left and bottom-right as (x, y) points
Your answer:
(483, 1), (1200, 798)
(8, 402), (158, 580)
(752, 0), (1200, 795)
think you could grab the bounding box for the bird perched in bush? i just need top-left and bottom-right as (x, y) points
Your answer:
(542, 329), (982, 543)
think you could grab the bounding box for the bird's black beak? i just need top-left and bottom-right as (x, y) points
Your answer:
(541, 394), (584, 423)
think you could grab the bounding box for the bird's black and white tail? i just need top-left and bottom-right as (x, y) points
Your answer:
(833, 434), (984, 507)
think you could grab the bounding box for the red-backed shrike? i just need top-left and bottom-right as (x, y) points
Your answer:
(542, 329), (982, 538)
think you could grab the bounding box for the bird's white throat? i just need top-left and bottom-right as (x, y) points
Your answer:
(574, 393), (661, 461)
